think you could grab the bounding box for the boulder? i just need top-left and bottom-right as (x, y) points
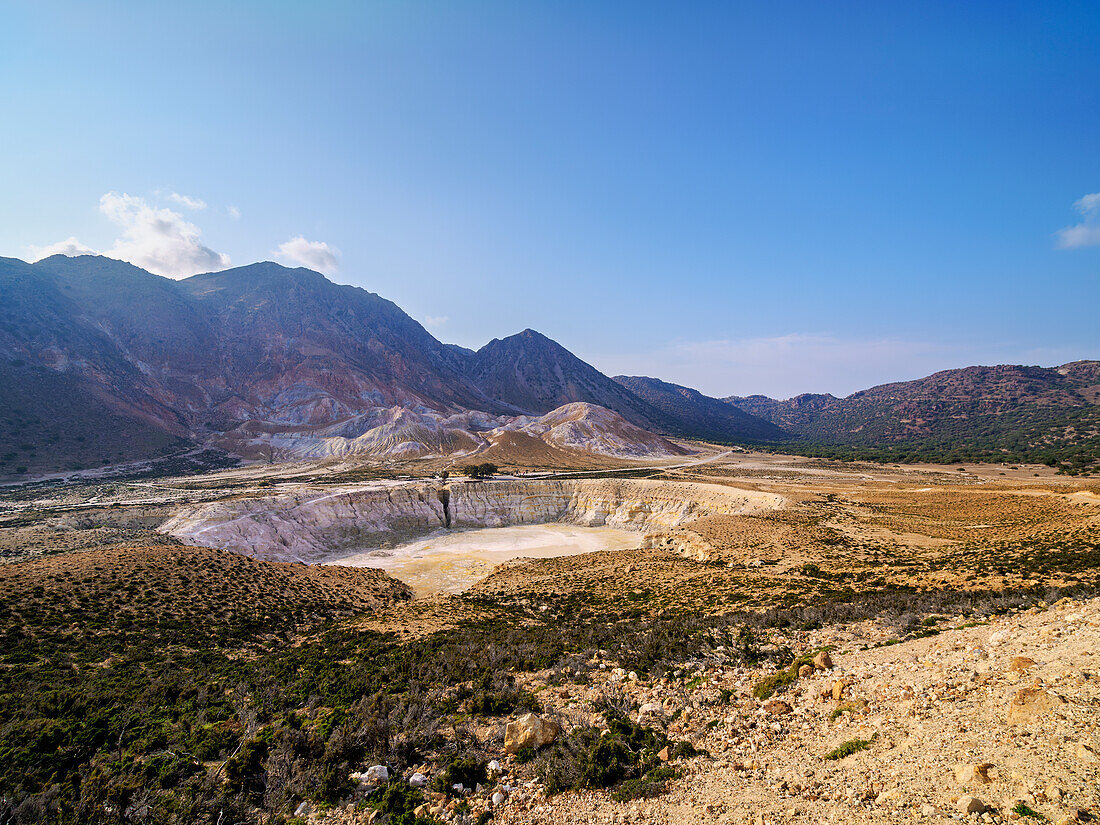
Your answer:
(956, 795), (987, 814)
(1008, 656), (1036, 674)
(1006, 687), (1064, 725)
(875, 788), (900, 804)
(764, 699), (792, 715)
(504, 713), (561, 754)
(798, 664), (814, 679)
(408, 772), (427, 787)
(954, 763), (992, 785)
(1077, 742), (1099, 763)
(364, 764), (389, 785)
(831, 680), (847, 701)
(813, 651), (834, 670)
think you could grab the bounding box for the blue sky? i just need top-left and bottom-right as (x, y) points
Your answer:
(1, 1), (1098, 398)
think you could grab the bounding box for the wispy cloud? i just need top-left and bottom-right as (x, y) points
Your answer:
(1056, 192), (1100, 248)
(422, 315), (448, 329)
(99, 192), (230, 277)
(274, 235), (339, 274)
(27, 236), (97, 260)
(226, 205), (241, 220)
(166, 192), (207, 210)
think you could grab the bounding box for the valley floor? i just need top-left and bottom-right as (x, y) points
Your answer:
(0, 450), (1098, 825)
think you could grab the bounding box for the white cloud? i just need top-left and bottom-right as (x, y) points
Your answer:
(274, 235), (339, 274)
(27, 236), (98, 261)
(226, 205), (241, 220)
(98, 192), (230, 278)
(1056, 192), (1100, 248)
(166, 192), (207, 210)
(423, 315), (448, 328)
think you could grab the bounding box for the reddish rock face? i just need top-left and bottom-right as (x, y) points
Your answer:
(727, 362), (1100, 444)
(2, 256), (725, 468)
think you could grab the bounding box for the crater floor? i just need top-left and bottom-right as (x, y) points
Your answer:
(331, 523), (640, 597)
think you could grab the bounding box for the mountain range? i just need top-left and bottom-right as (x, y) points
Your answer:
(0, 255), (763, 474)
(728, 362), (1100, 472)
(1, 254), (1097, 476)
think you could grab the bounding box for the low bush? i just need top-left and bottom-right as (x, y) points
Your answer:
(436, 757), (487, 795)
(824, 737), (874, 760)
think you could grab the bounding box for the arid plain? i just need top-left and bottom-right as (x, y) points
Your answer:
(1, 447), (1097, 824)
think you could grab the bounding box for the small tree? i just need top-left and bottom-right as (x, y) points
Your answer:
(461, 463), (499, 480)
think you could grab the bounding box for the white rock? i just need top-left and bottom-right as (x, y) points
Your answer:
(408, 772), (427, 787)
(364, 765), (389, 785)
(492, 791), (506, 806)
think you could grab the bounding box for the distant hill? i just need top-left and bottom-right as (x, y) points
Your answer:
(727, 363), (1100, 473)
(612, 375), (788, 443)
(5, 253), (1095, 476)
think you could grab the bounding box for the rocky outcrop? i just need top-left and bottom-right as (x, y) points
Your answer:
(504, 714), (561, 754)
(263, 402), (687, 461)
(159, 479), (786, 563)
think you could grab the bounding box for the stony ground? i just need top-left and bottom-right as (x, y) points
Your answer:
(2, 452), (1097, 825)
(313, 596), (1099, 825)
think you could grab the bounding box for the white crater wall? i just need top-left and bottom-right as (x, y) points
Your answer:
(159, 479), (785, 564)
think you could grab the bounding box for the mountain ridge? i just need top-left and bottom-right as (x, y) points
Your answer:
(727, 362), (1100, 472)
(4, 253), (1097, 476)
(0, 255), (775, 474)
(612, 374), (788, 443)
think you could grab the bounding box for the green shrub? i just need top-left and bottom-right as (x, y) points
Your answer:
(824, 738), (873, 760)
(437, 757), (487, 795)
(611, 765), (682, 801)
(368, 782), (439, 825)
(1012, 802), (1045, 819)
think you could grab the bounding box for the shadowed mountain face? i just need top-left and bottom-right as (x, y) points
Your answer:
(0, 256), (780, 473)
(612, 375), (788, 443)
(461, 330), (677, 431)
(173, 262), (512, 425)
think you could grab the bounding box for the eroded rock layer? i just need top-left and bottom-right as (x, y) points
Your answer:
(160, 479), (785, 563)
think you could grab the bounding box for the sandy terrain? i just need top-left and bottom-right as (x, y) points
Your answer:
(334, 523), (640, 597)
